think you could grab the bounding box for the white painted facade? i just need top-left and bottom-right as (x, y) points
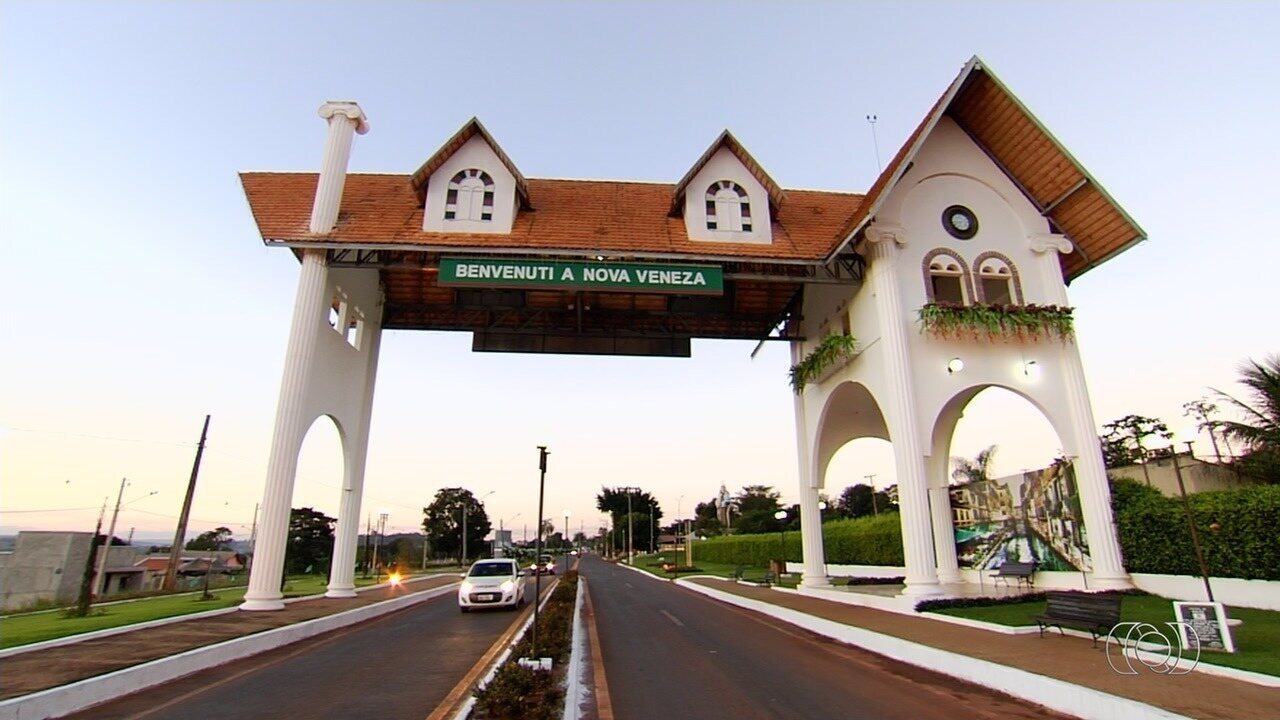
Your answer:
(421, 135), (520, 235)
(789, 117), (1130, 595)
(682, 147), (773, 244)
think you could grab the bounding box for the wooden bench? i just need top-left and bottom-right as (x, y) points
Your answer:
(990, 561), (1036, 589)
(1035, 591), (1122, 647)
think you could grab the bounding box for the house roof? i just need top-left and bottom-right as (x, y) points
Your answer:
(833, 56), (1145, 280)
(241, 173), (863, 264)
(409, 117), (531, 208)
(669, 130), (786, 215)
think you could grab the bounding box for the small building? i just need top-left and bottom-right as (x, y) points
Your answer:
(0, 531), (94, 611)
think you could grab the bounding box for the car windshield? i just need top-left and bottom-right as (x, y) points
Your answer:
(468, 563), (514, 577)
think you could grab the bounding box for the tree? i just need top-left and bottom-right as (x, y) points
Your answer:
(1212, 354), (1280, 483)
(1101, 414), (1172, 485)
(951, 445), (997, 484)
(595, 487), (662, 532)
(836, 483), (894, 519)
(186, 527), (233, 551)
(422, 487), (493, 562)
(1184, 397), (1227, 462)
(734, 485), (781, 515)
(692, 498), (723, 535)
(284, 507), (336, 575)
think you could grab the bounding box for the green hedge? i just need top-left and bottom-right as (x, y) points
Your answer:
(1114, 483), (1280, 580)
(693, 513), (904, 567)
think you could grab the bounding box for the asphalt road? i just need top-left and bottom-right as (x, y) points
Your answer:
(64, 562), (562, 720)
(582, 555), (1068, 720)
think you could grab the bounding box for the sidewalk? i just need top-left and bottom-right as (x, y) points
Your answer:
(685, 578), (1279, 720)
(0, 576), (456, 701)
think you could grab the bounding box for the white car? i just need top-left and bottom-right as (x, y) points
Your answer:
(458, 558), (526, 612)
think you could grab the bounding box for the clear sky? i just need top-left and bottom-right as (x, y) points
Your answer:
(2, 2), (1276, 544)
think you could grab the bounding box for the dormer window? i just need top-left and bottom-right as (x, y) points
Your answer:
(974, 252), (1022, 305)
(444, 169), (495, 221)
(923, 249), (973, 305)
(705, 181), (752, 232)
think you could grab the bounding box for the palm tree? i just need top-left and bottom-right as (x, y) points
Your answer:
(951, 445), (998, 484)
(1212, 354), (1280, 483)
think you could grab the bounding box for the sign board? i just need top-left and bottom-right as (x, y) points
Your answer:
(1173, 601), (1235, 653)
(438, 257), (724, 295)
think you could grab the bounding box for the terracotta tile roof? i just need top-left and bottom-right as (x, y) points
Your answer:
(408, 117), (530, 208)
(241, 173), (863, 263)
(831, 56), (1145, 281)
(670, 130), (786, 214)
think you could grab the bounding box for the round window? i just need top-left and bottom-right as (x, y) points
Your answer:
(942, 205), (978, 240)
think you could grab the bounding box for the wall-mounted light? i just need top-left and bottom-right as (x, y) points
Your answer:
(1022, 360), (1041, 379)
(947, 357), (965, 374)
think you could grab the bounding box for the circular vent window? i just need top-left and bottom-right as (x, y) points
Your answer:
(942, 205), (978, 240)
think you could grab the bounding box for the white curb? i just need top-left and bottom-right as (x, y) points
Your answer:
(562, 577), (589, 720)
(0, 582), (458, 720)
(675, 579), (1193, 720)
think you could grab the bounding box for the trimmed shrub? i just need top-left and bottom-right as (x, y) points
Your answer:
(1114, 484), (1280, 580)
(914, 588), (1147, 613)
(693, 513), (904, 567)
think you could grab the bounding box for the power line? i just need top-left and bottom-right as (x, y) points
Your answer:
(0, 506), (103, 514)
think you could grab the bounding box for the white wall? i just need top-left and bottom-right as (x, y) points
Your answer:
(682, 148), (773, 244)
(422, 135), (518, 234)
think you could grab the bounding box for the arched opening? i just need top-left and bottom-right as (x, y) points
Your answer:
(932, 386), (1088, 573)
(290, 415), (347, 577)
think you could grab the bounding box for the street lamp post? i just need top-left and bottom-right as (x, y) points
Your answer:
(773, 509), (789, 580)
(563, 510), (571, 552)
(817, 500), (828, 578)
(1174, 441), (1215, 602)
(533, 446), (549, 659)
(619, 486), (640, 564)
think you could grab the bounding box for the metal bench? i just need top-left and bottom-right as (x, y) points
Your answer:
(1035, 591), (1122, 647)
(990, 561), (1036, 589)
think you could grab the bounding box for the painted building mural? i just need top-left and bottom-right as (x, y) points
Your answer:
(951, 462), (1092, 571)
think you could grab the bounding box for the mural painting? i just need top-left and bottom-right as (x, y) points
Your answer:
(950, 462), (1092, 571)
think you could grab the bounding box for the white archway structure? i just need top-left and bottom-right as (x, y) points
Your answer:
(239, 59), (1143, 609)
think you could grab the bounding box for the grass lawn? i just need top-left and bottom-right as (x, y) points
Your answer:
(0, 571), (441, 649)
(931, 594), (1280, 677)
(627, 554), (801, 589)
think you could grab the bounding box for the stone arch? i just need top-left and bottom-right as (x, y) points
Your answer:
(813, 381), (890, 488)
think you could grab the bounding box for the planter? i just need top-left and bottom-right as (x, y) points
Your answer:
(789, 333), (858, 393)
(917, 302), (1074, 342)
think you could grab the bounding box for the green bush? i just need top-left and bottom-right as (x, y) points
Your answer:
(1114, 483), (1280, 580)
(693, 513), (904, 567)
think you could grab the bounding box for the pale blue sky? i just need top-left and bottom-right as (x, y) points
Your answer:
(2, 2), (1276, 542)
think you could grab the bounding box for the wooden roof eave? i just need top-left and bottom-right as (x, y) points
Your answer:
(409, 117), (533, 209)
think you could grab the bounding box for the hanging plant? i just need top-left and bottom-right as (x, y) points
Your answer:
(789, 332), (858, 394)
(917, 302), (1075, 342)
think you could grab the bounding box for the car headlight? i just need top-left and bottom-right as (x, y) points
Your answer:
(500, 580), (514, 592)
(460, 581), (474, 594)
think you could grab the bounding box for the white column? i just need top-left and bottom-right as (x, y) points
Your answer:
(326, 311), (383, 598)
(792, 342), (829, 587)
(928, 453), (962, 583)
(864, 225), (941, 596)
(309, 102), (369, 234)
(242, 249), (329, 611)
(1030, 234), (1131, 589)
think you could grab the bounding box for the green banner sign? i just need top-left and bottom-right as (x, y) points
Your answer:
(438, 257), (724, 295)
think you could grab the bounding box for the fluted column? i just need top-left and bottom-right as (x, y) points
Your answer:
(928, 452), (962, 583)
(309, 102), (369, 234)
(865, 224), (941, 595)
(1030, 234), (1131, 588)
(243, 249), (329, 610)
(326, 304), (384, 597)
(792, 342), (829, 587)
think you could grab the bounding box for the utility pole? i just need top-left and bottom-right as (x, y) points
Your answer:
(246, 503), (259, 573)
(165, 414), (210, 591)
(1174, 442), (1215, 602)
(461, 502), (467, 566)
(619, 486), (639, 564)
(532, 445), (549, 659)
(362, 514), (372, 577)
(95, 477), (128, 597)
(865, 474), (879, 515)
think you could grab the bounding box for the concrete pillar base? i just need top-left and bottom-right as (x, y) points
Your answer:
(1086, 574), (1134, 591)
(800, 574), (831, 588)
(325, 587), (358, 598)
(899, 581), (944, 597)
(937, 570), (964, 584)
(240, 596), (286, 611)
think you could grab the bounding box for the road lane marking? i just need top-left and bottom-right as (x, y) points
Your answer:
(425, 579), (558, 720)
(660, 609), (684, 627)
(582, 578), (615, 720)
(624, 582), (633, 588)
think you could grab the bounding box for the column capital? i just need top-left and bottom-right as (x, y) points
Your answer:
(1028, 232), (1072, 255)
(318, 101), (369, 134)
(864, 223), (908, 247)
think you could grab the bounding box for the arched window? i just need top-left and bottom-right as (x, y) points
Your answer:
(444, 169), (495, 221)
(705, 181), (752, 232)
(973, 252), (1023, 305)
(922, 249), (973, 305)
